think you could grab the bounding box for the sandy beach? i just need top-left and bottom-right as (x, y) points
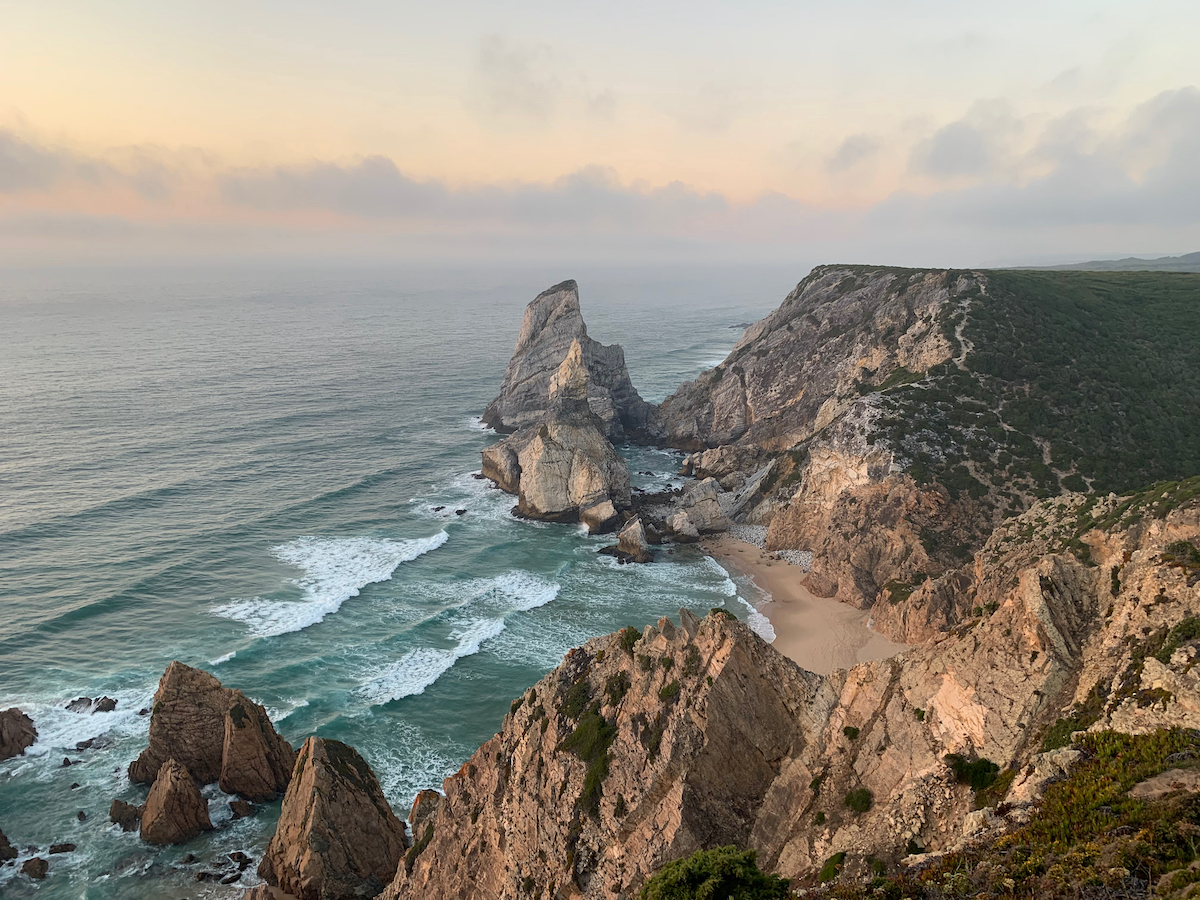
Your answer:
(703, 534), (908, 675)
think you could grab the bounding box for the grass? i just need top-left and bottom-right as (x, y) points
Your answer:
(560, 702), (618, 819)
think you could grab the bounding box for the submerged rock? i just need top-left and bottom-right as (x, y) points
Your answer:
(483, 280), (651, 442)
(0, 708), (37, 760)
(259, 737), (408, 900)
(140, 758), (213, 845)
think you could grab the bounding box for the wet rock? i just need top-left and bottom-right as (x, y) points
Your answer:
(259, 737), (408, 900)
(140, 758), (213, 845)
(66, 697), (94, 713)
(0, 707), (38, 760)
(229, 851), (253, 870)
(195, 870), (219, 882)
(22, 857), (48, 879)
(219, 690), (297, 802)
(221, 871), (243, 884)
(69, 783), (80, 790)
(616, 516), (653, 563)
(138, 708), (150, 716)
(229, 799), (254, 819)
(49, 843), (76, 854)
(76, 738), (95, 751)
(0, 827), (17, 862)
(61, 757), (74, 768)
(408, 789), (441, 833)
(94, 697), (118, 713)
(76, 811), (86, 822)
(455, 508), (466, 516)
(181, 853), (198, 864)
(110, 799), (144, 833)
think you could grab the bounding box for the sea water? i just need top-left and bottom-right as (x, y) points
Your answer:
(0, 264), (792, 898)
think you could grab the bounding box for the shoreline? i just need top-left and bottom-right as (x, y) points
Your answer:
(702, 534), (909, 675)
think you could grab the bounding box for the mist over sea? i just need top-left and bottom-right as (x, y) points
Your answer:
(0, 263), (795, 898)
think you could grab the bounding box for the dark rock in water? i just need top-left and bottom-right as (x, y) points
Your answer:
(109, 798), (144, 832)
(472, 472), (488, 480)
(221, 871), (243, 884)
(432, 505), (444, 511)
(66, 697), (93, 713)
(195, 871), (219, 882)
(22, 857), (49, 879)
(229, 851), (253, 870)
(76, 811), (87, 822)
(0, 707), (38, 760)
(61, 757), (73, 768)
(140, 758), (213, 845)
(93, 697), (118, 714)
(229, 799), (254, 819)
(455, 508), (467, 516)
(259, 736), (407, 900)
(181, 853), (198, 864)
(76, 738), (94, 751)
(138, 708), (149, 716)
(50, 843), (76, 854)
(70, 783), (80, 790)
(0, 827), (17, 862)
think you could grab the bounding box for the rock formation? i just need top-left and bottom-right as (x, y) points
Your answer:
(259, 737), (408, 900)
(0, 707), (36, 760)
(130, 662), (294, 800)
(140, 758), (213, 845)
(109, 799), (143, 832)
(21, 857), (48, 879)
(0, 827), (16, 862)
(482, 340), (631, 533)
(483, 280), (651, 442)
(408, 789), (440, 833)
(614, 516), (653, 563)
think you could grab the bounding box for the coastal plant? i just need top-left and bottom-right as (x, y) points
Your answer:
(559, 680), (592, 720)
(945, 753), (1000, 791)
(914, 708), (925, 722)
(404, 823), (434, 874)
(843, 726), (860, 740)
(845, 788), (873, 814)
(683, 644), (702, 677)
(818, 851), (846, 883)
(605, 671), (631, 707)
(659, 680), (680, 703)
(620, 627), (641, 655)
(561, 702), (618, 819)
(637, 846), (790, 900)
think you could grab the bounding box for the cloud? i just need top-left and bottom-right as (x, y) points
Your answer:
(666, 83), (742, 134)
(467, 34), (562, 127)
(0, 129), (180, 200)
(826, 133), (882, 173)
(909, 98), (1023, 179)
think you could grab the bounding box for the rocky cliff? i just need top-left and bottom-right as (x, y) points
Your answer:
(483, 280), (652, 442)
(381, 481), (1200, 895)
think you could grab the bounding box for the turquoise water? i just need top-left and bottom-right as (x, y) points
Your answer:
(0, 265), (790, 898)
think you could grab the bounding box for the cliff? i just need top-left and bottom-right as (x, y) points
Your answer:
(383, 481), (1200, 895)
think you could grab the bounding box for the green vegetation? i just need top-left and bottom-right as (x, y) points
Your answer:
(620, 627), (641, 655)
(842, 726), (860, 740)
(559, 680), (591, 720)
(659, 680), (681, 702)
(945, 753), (1000, 791)
(561, 702), (618, 818)
(404, 823), (434, 874)
(845, 788), (873, 814)
(880, 576), (926, 605)
(605, 671), (631, 707)
(819, 852), (847, 883)
(1154, 616), (1200, 665)
(638, 846), (790, 900)
(913, 708), (925, 722)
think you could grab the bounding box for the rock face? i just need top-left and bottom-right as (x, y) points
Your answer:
(615, 517), (653, 563)
(408, 789), (441, 833)
(0, 827), (16, 862)
(482, 340), (631, 533)
(259, 737), (408, 900)
(483, 280), (652, 442)
(383, 610), (833, 900)
(140, 758), (213, 845)
(130, 662), (294, 799)
(109, 799), (144, 832)
(0, 707), (37, 760)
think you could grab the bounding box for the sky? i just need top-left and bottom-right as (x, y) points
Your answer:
(2, 0), (1198, 267)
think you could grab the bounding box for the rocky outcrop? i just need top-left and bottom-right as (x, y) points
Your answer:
(259, 737), (408, 900)
(0, 827), (16, 862)
(483, 280), (651, 442)
(616, 517), (653, 563)
(220, 690), (297, 802)
(140, 758), (213, 845)
(130, 663), (294, 800)
(482, 340), (631, 533)
(408, 789), (441, 833)
(383, 610), (834, 900)
(109, 799), (144, 832)
(0, 708), (37, 760)
(21, 857), (48, 879)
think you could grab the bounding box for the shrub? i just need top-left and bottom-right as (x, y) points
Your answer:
(815, 811), (825, 825)
(914, 708), (925, 722)
(845, 788), (873, 814)
(945, 753), (1000, 791)
(561, 704), (618, 818)
(659, 680), (681, 702)
(843, 726), (860, 740)
(638, 846), (790, 900)
(605, 671), (631, 707)
(620, 627), (640, 655)
(818, 851), (846, 883)
(559, 680), (591, 720)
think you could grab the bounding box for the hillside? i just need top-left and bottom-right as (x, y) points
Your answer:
(1028, 251), (1200, 273)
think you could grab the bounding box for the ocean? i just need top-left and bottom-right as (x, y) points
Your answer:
(0, 263), (794, 898)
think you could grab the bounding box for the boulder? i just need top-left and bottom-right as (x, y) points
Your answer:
(109, 799), (143, 832)
(49, 843), (75, 854)
(130, 662), (231, 785)
(1, 827), (16, 862)
(65, 697), (93, 713)
(0, 708), (37, 760)
(140, 758), (213, 845)
(219, 690), (297, 802)
(482, 280), (652, 441)
(229, 799), (254, 819)
(665, 511), (700, 542)
(259, 737), (408, 900)
(408, 789), (441, 833)
(94, 697), (118, 713)
(616, 517), (654, 563)
(21, 857), (48, 880)
(677, 478), (729, 533)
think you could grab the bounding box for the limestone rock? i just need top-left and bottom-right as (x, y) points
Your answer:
(616, 516), (653, 563)
(0, 707), (37, 760)
(483, 280), (652, 441)
(219, 690), (297, 802)
(259, 737), (408, 900)
(130, 662), (232, 785)
(0, 827), (16, 862)
(21, 857), (48, 879)
(109, 799), (144, 832)
(140, 758), (213, 845)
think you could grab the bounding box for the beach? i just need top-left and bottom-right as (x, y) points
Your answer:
(703, 534), (909, 674)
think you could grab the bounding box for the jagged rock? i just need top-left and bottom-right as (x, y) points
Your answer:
(65, 697), (93, 713)
(94, 697), (117, 713)
(382, 610), (832, 900)
(140, 758), (213, 845)
(130, 663), (294, 802)
(243, 885), (274, 900)
(219, 690), (297, 802)
(0, 708), (37, 760)
(21, 857), (48, 879)
(229, 851), (254, 870)
(49, 843), (75, 854)
(229, 799), (254, 819)
(408, 789), (440, 832)
(483, 280), (651, 441)
(259, 737), (407, 900)
(665, 511), (700, 542)
(482, 342), (631, 533)
(1, 827), (17, 862)
(616, 516), (653, 563)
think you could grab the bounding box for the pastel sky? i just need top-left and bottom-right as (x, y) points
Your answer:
(2, 0), (1198, 265)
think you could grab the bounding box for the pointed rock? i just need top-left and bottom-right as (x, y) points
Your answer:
(258, 737), (408, 900)
(408, 789), (441, 833)
(109, 799), (143, 832)
(140, 759), (213, 845)
(0, 827), (17, 862)
(0, 708), (37, 760)
(617, 517), (654, 563)
(219, 690), (297, 802)
(129, 662), (230, 785)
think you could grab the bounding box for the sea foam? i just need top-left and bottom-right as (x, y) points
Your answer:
(213, 531), (448, 637)
(358, 618), (507, 704)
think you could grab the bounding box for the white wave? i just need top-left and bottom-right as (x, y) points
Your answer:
(701, 357), (729, 369)
(209, 650), (236, 666)
(465, 415), (497, 434)
(213, 531), (449, 637)
(738, 595), (777, 643)
(698, 554), (739, 596)
(359, 618), (506, 705)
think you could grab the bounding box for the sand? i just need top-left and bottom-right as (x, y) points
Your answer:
(702, 534), (908, 675)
